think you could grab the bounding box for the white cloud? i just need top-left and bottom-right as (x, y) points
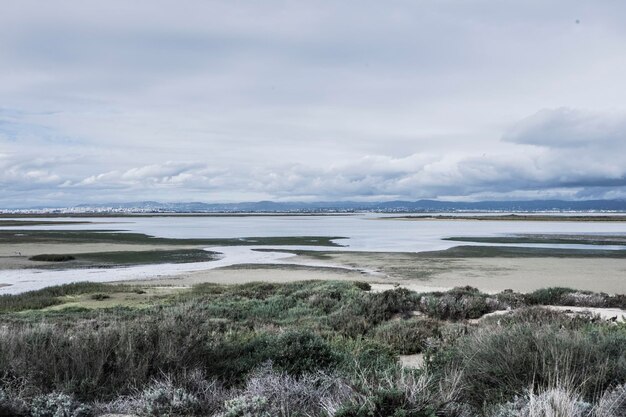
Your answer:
(1, 1), (626, 207)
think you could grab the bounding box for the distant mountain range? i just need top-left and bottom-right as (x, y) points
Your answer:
(56, 199), (626, 213)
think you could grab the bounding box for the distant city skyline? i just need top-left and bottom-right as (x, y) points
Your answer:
(2, 1), (626, 208)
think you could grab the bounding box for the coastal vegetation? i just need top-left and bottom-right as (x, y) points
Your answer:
(0, 280), (624, 416)
(444, 234), (626, 246)
(0, 230), (344, 247)
(420, 245), (626, 258)
(28, 249), (216, 269)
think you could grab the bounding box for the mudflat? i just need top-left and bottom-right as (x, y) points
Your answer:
(0, 243), (201, 270)
(123, 252), (626, 294)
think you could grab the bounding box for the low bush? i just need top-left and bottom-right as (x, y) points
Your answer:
(222, 395), (270, 417)
(30, 392), (92, 417)
(89, 293), (110, 301)
(130, 380), (201, 416)
(525, 287), (581, 305)
(0, 387), (28, 416)
(29, 254), (76, 262)
(330, 288), (419, 337)
(525, 287), (626, 309)
(481, 306), (594, 329)
(99, 370), (226, 416)
(223, 363), (354, 417)
(336, 388), (437, 417)
(353, 281), (372, 291)
(0, 280), (625, 416)
(371, 318), (441, 354)
(436, 322), (626, 407)
(417, 286), (503, 320)
(488, 386), (592, 417)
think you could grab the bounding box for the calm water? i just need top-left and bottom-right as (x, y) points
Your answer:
(4, 213), (626, 252)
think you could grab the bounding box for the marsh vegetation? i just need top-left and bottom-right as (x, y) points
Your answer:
(28, 249), (217, 269)
(0, 280), (624, 416)
(0, 230), (343, 247)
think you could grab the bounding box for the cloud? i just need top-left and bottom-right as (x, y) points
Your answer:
(2, 1), (626, 207)
(2, 106), (626, 208)
(503, 108), (626, 148)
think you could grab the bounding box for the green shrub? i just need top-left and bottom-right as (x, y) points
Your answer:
(494, 289), (526, 309)
(1, 280), (624, 415)
(524, 287), (626, 309)
(524, 287), (577, 305)
(336, 389), (436, 417)
(332, 337), (397, 375)
(354, 281), (372, 291)
(272, 330), (338, 375)
(366, 288), (419, 322)
(371, 318), (440, 354)
(210, 330), (339, 382)
(417, 287), (501, 320)
(436, 322), (626, 407)
(90, 293), (110, 301)
(330, 288), (419, 337)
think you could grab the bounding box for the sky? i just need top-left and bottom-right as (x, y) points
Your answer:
(1, 0), (626, 208)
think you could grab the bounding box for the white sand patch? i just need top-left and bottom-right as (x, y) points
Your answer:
(369, 283), (453, 294)
(399, 354), (425, 369)
(469, 306), (626, 323)
(545, 305), (626, 322)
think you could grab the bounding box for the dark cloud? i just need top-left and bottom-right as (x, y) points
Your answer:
(503, 108), (626, 148)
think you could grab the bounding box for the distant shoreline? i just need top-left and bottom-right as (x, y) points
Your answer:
(3, 212), (626, 220)
(386, 214), (626, 222)
(0, 212), (359, 218)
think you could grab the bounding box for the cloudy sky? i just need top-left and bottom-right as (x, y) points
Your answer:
(2, 0), (626, 207)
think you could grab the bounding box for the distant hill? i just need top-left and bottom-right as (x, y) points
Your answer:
(63, 199), (626, 213)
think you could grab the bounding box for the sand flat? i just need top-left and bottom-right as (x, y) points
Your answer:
(1, 241), (625, 295)
(124, 264), (369, 287)
(120, 255), (626, 294)
(288, 252), (626, 294)
(429, 257), (626, 293)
